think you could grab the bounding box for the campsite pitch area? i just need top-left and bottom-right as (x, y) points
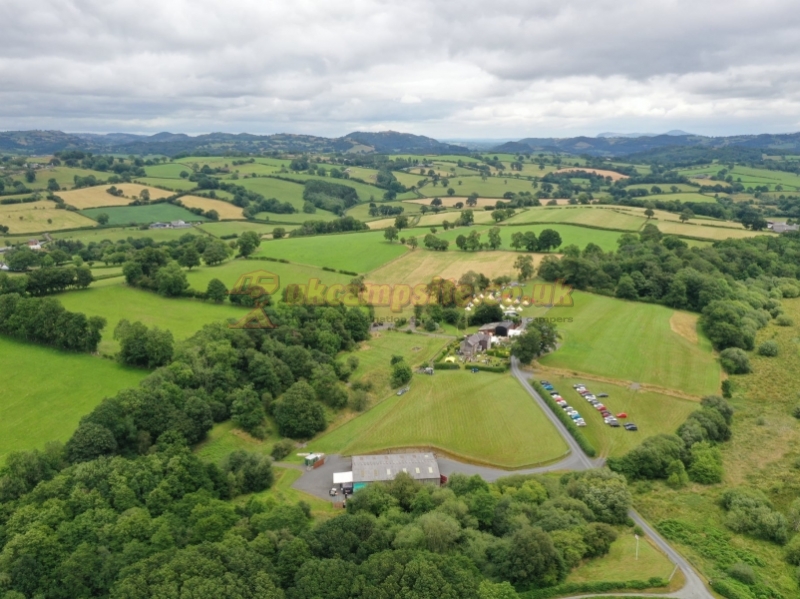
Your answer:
(0, 337), (145, 464)
(538, 291), (720, 397)
(310, 370), (569, 468)
(57, 284), (247, 354)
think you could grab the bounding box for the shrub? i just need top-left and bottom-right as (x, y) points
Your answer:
(757, 340), (779, 357)
(721, 487), (790, 544)
(389, 361), (413, 388)
(785, 534), (800, 565)
(727, 562), (756, 585)
(792, 405), (800, 419)
(721, 379), (733, 399)
(270, 439), (295, 461)
(776, 315), (794, 326)
(720, 348), (751, 374)
(688, 442), (724, 484)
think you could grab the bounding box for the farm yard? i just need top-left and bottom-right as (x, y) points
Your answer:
(310, 370), (569, 468)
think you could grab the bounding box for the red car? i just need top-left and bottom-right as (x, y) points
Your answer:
(595, 404), (606, 411)
(616, 412), (628, 419)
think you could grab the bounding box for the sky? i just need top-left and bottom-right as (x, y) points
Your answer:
(1, 0), (799, 139)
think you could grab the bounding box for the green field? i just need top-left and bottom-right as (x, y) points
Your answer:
(254, 231), (409, 272)
(57, 284), (247, 354)
(349, 331), (447, 401)
(538, 291), (720, 397)
(310, 370), (568, 468)
(143, 163), (192, 178)
(0, 337), (145, 463)
(184, 258), (352, 296)
(535, 374), (698, 457)
(256, 211), (338, 223)
(506, 207), (646, 231)
(638, 192), (721, 204)
(48, 226), (207, 244)
(236, 177), (308, 209)
(566, 530), (675, 583)
(81, 203), (207, 225)
(422, 223), (622, 252)
(197, 221), (277, 237)
(419, 176), (538, 199)
(133, 177), (199, 191)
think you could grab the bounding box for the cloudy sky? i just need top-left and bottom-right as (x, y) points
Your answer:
(1, 0), (799, 138)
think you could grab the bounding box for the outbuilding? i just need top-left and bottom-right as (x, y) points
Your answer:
(346, 453), (442, 490)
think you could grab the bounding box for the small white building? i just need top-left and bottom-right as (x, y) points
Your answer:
(27, 240), (42, 251)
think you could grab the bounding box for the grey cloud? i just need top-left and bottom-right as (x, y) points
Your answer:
(0, 0), (799, 136)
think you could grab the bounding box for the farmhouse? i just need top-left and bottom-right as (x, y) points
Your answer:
(460, 332), (492, 358)
(149, 220), (192, 230)
(334, 453), (442, 491)
(27, 239), (42, 251)
(767, 220), (799, 233)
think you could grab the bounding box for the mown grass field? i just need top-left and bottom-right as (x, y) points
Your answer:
(310, 371), (569, 468)
(533, 373), (698, 457)
(506, 206), (646, 231)
(415, 210), (498, 227)
(637, 192), (721, 204)
(197, 221), (276, 238)
(57, 284), (247, 354)
(178, 195), (244, 219)
(0, 337), (145, 463)
(566, 530), (675, 583)
(48, 226), (205, 244)
(678, 165), (800, 191)
(236, 177), (307, 209)
(0, 200), (97, 234)
(24, 167), (108, 192)
(538, 291), (720, 397)
(257, 210), (338, 223)
(58, 184), (172, 209)
(346, 201), (424, 223)
(255, 231), (409, 273)
(367, 248), (523, 288)
(81, 203), (207, 225)
(419, 176), (538, 199)
(134, 177), (199, 191)
(405, 197), (502, 209)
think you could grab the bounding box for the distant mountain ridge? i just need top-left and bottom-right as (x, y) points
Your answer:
(0, 130), (467, 156)
(2, 128), (800, 157)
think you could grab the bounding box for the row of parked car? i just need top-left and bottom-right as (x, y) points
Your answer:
(572, 383), (638, 431)
(541, 381), (588, 427)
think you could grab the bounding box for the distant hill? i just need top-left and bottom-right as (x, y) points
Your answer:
(492, 132), (800, 157)
(0, 130), (467, 156)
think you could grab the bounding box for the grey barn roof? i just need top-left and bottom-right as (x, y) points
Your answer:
(352, 453), (440, 483)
